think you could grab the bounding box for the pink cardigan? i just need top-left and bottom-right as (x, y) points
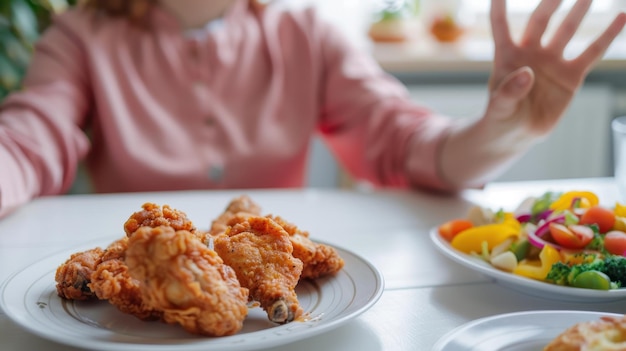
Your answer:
(0, 1), (452, 217)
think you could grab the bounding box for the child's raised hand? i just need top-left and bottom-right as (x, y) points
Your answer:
(437, 1), (625, 189)
(484, 0), (626, 137)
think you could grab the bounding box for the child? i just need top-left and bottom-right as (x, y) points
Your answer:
(0, 0), (624, 218)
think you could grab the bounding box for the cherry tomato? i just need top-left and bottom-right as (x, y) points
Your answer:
(604, 230), (626, 256)
(548, 223), (594, 250)
(579, 206), (616, 233)
(438, 219), (473, 242)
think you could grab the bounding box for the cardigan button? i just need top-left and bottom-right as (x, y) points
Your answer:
(208, 165), (223, 181)
(204, 117), (215, 126)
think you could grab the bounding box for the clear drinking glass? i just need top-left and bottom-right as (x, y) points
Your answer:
(612, 116), (626, 201)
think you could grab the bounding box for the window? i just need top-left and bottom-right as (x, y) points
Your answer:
(462, 0), (618, 14)
(458, 0), (624, 33)
(451, 0), (625, 49)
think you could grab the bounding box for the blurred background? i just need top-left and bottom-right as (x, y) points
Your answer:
(299, 0), (626, 188)
(0, 0), (77, 100)
(2, 0), (626, 190)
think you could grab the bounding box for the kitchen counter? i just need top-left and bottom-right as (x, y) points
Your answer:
(363, 13), (626, 86)
(373, 35), (626, 71)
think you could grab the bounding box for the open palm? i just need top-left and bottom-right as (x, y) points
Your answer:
(485, 0), (626, 137)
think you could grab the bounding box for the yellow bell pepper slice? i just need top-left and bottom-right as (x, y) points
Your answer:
(500, 213), (521, 231)
(451, 223), (519, 254)
(513, 244), (561, 281)
(614, 202), (626, 218)
(614, 217), (626, 232)
(549, 191), (598, 211)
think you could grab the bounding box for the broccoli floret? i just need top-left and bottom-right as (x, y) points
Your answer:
(546, 255), (602, 285)
(567, 258), (605, 284)
(603, 255), (626, 287)
(584, 230), (606, 254)
(586, 234), (604, 251)
(545, 254), (626, 288)
(546, 262), (571, 285)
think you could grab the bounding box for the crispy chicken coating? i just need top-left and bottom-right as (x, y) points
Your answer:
(55, 197), (343, 336)
(89, 237), (163, 321)
(55, 247), (104, 300)
(55, 237), (163, 321)
(223, 194), (262, 214)
(267, 215), (345, 279)
(209, 195), (261, 236)
(214, 216), (304, 324)
(210, 195), (344, 280)
(544, 315), (626, 350)
(123, 202), (196, 237)
(126, 226), (249, 336)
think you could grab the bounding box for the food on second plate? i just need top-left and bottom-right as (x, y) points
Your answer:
(54, 196), (344, 336)
(543, 314), (626, 350)
(437, 190), (626, 290)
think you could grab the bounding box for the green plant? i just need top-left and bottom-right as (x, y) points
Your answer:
(0, 0), (77, 100)
(374, 0), (419, 22)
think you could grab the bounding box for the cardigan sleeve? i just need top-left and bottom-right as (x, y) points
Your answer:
(306, 9), (453, 190)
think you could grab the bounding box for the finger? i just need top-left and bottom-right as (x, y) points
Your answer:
(488, 66), (535, 120)
(573, 12), (626, 71)
(521, 0), (562, 46)
(490, 0), (512, 49)
(548, 0), (592, 54)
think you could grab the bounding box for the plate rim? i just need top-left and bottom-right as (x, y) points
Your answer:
(429, 227), (626, 301)
(432, 310), (626, 351)
(0, 236), (384, 351)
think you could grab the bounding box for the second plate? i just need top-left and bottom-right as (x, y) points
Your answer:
(430, 228), (626, 302)
(433, 310), (625, 351)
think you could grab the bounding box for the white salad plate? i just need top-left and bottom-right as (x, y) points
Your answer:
(430, 228), (626, 302)
(0, 238), (384, 351)
(432, 310), (625, 351)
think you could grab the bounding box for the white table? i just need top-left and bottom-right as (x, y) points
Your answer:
(1, 177), (625, 350)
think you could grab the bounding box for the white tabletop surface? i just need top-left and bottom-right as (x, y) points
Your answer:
(1, 177), (625, 351)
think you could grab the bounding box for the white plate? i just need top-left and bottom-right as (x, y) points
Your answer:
(433, 310), (625, 351)
(430, 228), (626, 302)
(0, 238), (383, 351)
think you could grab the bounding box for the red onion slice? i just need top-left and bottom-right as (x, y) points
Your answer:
(527, 214), (567, 250)
(515, 213), (532, 223)
(534, 215), (566, 238)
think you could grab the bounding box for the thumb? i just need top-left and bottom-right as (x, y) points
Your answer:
(487, 66), (534, 120)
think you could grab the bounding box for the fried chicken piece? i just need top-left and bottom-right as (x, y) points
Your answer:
(123, 202), (196, 237)
(89, 237), (163, 321)
(55, 247), (104, 300)
(214, 216), (304, 324)
(210, 195), (344, 280)
(209, 195), (261, 236)
(544, 315), (626, 350)
(224, 194), (262, 214)
(125, 226), (249, 336)
(268, 215), (345, 280)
